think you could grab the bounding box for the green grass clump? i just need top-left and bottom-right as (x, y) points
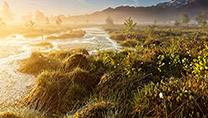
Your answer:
(143, 39), (161, 47)
(132, 76), (208, 118)
(31, 42), (53, 48)
(47, 48), (89, 60)
(46, 30), (86, 40)
(121, 38), (138, 47)
(0, 112), (19, 118)
(73, 101), (115, 118)
(18, 52), (62, 75)
(110, 32), (145, 42)
(25, 67), (98, 115)
(63, 54), (89, 71)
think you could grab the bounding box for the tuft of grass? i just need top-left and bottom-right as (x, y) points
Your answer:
(25, 68), (98, 115)
(31, 42), (53, 48)
(143, 39), (161, 47)
(73, 101), (115, 118)
(46, 30), (86, 40)
(18, 52), (62, 75)
(132, 76), (208, 118)
(0, 111), (19, 118)
(121, 38), (138, 47)
(63, 54), (89, 71)
(47, 48), (89, 60)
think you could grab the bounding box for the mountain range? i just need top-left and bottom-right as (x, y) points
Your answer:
(67, 0), (208, 24)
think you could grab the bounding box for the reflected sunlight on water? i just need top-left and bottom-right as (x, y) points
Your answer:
(0, 27), (121, 111)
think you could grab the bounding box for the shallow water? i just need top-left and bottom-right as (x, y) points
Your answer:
(0, 27), (121, 111)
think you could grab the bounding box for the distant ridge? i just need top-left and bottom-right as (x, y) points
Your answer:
(67, 0), (208, 23)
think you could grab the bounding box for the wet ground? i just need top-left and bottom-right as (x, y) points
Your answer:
(0, 27), (121, 111)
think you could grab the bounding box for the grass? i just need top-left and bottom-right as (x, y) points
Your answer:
(0, 111), (19, 118)
(18, 52), (62, 75)
(25, 70), (91, 115)
(47, 48), (89, 60)
(63, 54), (89, 71)
(46, 30), (86, 40)
(12, 25), (208, 118)
(31, 42), (53, 48)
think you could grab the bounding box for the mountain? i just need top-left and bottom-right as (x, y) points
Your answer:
(66, 0), (208, 24)
(156, 0), (196, 8)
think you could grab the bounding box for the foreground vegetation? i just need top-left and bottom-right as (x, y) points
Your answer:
(1, 21), (208, 118)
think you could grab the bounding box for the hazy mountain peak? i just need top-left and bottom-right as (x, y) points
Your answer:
(157, 0), (196, 8)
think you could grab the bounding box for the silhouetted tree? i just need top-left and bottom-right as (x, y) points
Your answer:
(35, 10), (46, 23)
(22, 12), (33, 22)
(181, 13), (190, 25)
(0, 18), (6, 25)
(174, 18), (180, 27)
(45, 17), (50, 24)
(56, 16), (62, 26)
(195, 11), (207, 28)
(25, 20), (35, 27)
(105, 16), (114, 26)
(124, 17), (137, 32)
(1, 1), (13, 21)
(86, 20), (89, 24)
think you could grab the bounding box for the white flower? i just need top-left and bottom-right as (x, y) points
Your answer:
(184, 90), (188, 93)
(159, 92), (164, 99)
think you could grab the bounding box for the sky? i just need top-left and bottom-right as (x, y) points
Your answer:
(0, 0), (169, 16)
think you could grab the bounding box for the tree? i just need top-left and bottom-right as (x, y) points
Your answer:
(195, 11), (207, 28)
(0, 18), (6, 26)
(124, 17), (137, 32)
(181, 13), (190, 25)
(1, 1), (13, 21)
(105, 16), (114, 26)
(25, 20), (35, 27)
(22, 12), (33, 22)
(45, 17), (50, 24)
(56, 16), (62, 26)
(174, 18), (180, 27)
(35, 10), (46, 23)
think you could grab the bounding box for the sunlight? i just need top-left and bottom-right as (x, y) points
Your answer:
(0, 0), (208, 117)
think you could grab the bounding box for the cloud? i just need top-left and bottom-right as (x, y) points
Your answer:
(24, 0), (47, 7)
